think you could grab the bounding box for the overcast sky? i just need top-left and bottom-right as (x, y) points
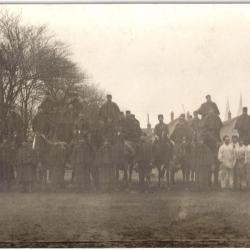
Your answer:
(2, 4), (250, 127)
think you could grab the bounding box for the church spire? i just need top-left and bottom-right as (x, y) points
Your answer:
(147, 113), (151, 130)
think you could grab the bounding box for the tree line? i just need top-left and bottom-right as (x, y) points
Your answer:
(0, 10), (105, 140)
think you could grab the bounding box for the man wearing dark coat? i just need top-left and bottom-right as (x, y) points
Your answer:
(170, 114), (193, 144)
(99, 94), (120, 141)
(154, 114), (169, 139)
(234, 107), (250, 145)
(99, 94), (120, 124)
(197, 95), (220, 119)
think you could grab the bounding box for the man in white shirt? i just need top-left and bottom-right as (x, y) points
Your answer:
(218, 135), (235, 189)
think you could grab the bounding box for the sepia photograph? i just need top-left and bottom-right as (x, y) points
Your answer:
(0, 3), (250, 247)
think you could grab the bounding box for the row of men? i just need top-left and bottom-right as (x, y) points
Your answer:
(218, 135), (250, 189)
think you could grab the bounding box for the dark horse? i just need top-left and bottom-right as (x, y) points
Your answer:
(152, 134), (173, 187)
(171, 138), (193, 184)
(201, 130), (221, 187)
(33, 133), (68, 189)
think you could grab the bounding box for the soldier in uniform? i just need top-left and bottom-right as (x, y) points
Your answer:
(131, 114), (142, 142)
(234, 107), (250, 145)
(170, 114), (193, 144)
(17, 140), (36, 192)
(99, 94), (120, 141)
(196, 95), (220, 119)
(154, 114), (169, 140)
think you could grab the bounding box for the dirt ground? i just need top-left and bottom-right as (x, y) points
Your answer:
(1, 189), (250, 247)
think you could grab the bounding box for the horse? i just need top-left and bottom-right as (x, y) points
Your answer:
(33, 133), (68, 189)
(152, 134), (173, 187)
(201, 130), (221, 187)
(171, 138), (193, 184)
(112, 132), (129, 183)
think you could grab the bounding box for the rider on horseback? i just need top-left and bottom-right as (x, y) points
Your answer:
(154, 114), (169, 141)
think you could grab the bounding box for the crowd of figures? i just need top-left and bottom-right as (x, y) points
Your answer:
(1, 93), (250, 192)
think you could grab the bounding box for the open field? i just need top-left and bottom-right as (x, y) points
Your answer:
(1, 190), (250, 247)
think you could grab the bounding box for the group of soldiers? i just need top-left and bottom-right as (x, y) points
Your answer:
(2, 91), (250, 192)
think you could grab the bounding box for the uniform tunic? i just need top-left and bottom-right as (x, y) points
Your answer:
(99, 101), (120, 123)
(197, 101), (220, 118)
(154, 123), (169, 139)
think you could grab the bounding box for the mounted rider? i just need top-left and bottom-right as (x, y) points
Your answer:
(99, 94), (121, 142)
(123, 111), (142, 143)
(196, 94), (220, 119)
(154, 114), (169, 140)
